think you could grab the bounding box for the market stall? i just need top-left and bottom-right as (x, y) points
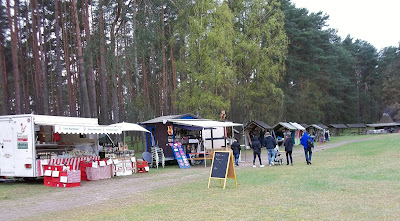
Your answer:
(108, 122), (151, 174)
(273, 122), (305, 145)
(0, 115), (154, 188)
(167, 119), (243, 167)
(244, 120), (273, 149)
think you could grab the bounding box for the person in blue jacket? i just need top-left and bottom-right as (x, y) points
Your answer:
(300, 131), (313, 165)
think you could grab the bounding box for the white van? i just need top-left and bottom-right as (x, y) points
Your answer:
(0, 114), (120, 178)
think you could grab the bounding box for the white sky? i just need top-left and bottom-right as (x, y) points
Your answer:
(290, 0), (400, 50)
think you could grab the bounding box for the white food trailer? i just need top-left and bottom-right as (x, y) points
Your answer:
(0, 114), (121, 178)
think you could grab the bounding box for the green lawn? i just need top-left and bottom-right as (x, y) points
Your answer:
(23, 134), (398, 221)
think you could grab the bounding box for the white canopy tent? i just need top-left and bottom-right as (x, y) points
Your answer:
(109, 122), (150, 133)
(109, 122), (151, 146)
(168, 119), (243, 149)
(31, 115), (122, 134)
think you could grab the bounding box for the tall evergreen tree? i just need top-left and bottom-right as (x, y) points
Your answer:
(175, 0), (234, 119)
(230, 0), (288, 124)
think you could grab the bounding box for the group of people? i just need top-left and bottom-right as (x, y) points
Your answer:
(245, 130), (315, 167)
(249, 132), (280, 167)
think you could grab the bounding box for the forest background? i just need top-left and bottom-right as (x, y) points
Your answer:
(1, 0), (400, 126)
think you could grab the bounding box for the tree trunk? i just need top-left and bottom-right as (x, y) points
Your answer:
(14, 0), (29, 113)
(124, 22), (134, 104)
(142, 55), (149, 105)
(35, 0), (49, 115)
(22, 2), (31, 114)
(83, 0), (97, 118)
(98, 0), (108, 123)
(149, 52), (157, 114)
(54, 0), (63, 115)
(161, 3), (168, 114)
(132, 0), (139, 91)
(116, 40), (124, 121)
(72, 0), (91, 118)
(110, 0), (121, 123)
(30, 0), (44, 114)
(168, 9), (176, 114)
(61, 1), (77, 116)
(7, 0), (22, 114)
(0, 31), (10, 115)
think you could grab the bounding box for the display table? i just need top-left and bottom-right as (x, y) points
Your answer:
(86, 165), (112, 180)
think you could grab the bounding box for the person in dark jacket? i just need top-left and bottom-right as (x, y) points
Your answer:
(300, 131), (313, 165)
(231, 140), (241, 166)
(284, 134), (294, 165)
(263, 132), (277, 166)
(251, 136), (264, 167)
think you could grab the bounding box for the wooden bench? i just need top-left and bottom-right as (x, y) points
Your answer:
(188, 152), (214, 167)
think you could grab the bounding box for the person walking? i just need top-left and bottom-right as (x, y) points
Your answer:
(284, 134), (294, 165)
(324, 130), (330, 142)
(251, 136), (264, 167)
(300, 131), (313, 165)
(263, 132), (277, 166)
(231, 139), (241, 166)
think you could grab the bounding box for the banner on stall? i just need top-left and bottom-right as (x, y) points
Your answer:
(170, 142), (191, 169)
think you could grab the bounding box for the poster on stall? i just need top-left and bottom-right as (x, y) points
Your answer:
(170, 142), (191, 169)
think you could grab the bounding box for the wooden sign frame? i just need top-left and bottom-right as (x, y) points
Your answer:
(208, 151), (237, 189)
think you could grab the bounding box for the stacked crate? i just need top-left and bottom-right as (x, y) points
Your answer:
(136, 160), (149, 173)
(43, 165), (81, 187)
(79, 161), (93, 181)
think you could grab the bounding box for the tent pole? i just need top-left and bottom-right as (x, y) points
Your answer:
(242, 125), (245, 162)
(211, 129), (214, 149)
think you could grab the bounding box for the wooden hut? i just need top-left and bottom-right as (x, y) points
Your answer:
(365, 122), (400, 133)
(141, 113), (199, 160)
(328, 124), (348, 136)
(244, 120), (273, 149)
(347, 123), (367, 135)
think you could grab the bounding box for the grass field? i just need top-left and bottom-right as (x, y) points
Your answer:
(3, 134), (400, 220)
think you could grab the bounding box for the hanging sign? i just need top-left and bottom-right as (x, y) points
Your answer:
(208, 151), (237, 189)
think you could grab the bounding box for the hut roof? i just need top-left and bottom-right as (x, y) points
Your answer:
(317, 124), (329, 129)
(309, 124), (324, 130)
(273, 122), (305, 131)
(329, 124), (348, 129)
(245, 120), (272, 130)
(366, 122), (400, 127)
(142, 113), (198, 124)
(347, 123), (366, 128)
(300, 123), (309, 128)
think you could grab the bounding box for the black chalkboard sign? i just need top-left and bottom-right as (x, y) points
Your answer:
(210, 152), (230, 178)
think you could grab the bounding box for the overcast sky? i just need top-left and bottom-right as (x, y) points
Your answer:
(290, 0), (400, 51)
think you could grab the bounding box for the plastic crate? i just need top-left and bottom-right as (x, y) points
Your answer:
(137, 160), (148, 173)
(44, 173), (53, 186)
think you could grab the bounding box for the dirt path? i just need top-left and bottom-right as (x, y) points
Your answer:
(0, 135), (387, 220)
